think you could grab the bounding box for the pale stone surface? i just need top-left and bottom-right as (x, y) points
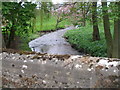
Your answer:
(2, 52), (120, 88)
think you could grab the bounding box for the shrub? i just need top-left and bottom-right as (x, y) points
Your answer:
(64, 25), (107, 57)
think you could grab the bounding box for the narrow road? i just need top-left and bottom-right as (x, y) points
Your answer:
(29, 26), (81, 55)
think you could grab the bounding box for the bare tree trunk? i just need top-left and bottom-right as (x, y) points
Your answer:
(92, 2), (100, 41)
(31, 17), (36, 33)
(40, 9), (43, 30)
(83, 10), (86, 26)
(102, 2), (113, 58)
(0, 29), (2, 49)
(112, 2), (120, 59)
(2, 35), (6, 48)
(83, 2), (86, 26)
(7, 26), (15, 48)
(55, 19), (59, 30)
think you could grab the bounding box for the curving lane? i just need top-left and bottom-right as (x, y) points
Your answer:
(29, 26), (81, 55)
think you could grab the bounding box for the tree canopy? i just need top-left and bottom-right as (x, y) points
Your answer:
(2, 2), (36, 48)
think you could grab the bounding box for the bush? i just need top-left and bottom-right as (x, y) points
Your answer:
(64, 25), (107, 57)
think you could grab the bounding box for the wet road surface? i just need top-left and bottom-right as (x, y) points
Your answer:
(29, 26), (81, 55)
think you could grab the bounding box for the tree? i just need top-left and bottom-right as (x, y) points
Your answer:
(34, 2), (53, 30)
(0, 2), (2, 49)
(2, 35), (6, 49)
(2, 2), (36, 48)
(79, 2), (92, 26)
(53, 4), (72, 29)
(65, 2), (92, 26)
(112, 1), (120, 58)
(102, 2), (113, 57)
(92, 2), (100, 41)
(0, 28), (2, 49)
(102, 1), (120, 59)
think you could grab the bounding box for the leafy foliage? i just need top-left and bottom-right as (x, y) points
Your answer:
(64, 24), (108, 57)
(2, 2), (36, 34)
(2, 2), (36, 47)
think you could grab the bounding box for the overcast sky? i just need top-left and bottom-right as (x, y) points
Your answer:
(52, 0), (64, 4)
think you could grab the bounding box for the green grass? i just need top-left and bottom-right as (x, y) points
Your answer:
(35, 15), (72, 31)
(64, 23), (113, 57)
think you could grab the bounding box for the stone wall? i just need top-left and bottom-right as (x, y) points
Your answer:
(1, 49), (120, 88)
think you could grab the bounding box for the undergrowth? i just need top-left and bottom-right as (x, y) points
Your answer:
(64, 24), (110, 57)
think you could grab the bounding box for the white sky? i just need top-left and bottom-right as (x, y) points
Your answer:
(52, 0), (64, 4)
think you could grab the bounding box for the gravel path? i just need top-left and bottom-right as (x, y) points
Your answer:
(1, 51), (120, 88)
(29, 26), (81, 55)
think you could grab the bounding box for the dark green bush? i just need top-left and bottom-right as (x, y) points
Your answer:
(64, 25), (107, 57)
